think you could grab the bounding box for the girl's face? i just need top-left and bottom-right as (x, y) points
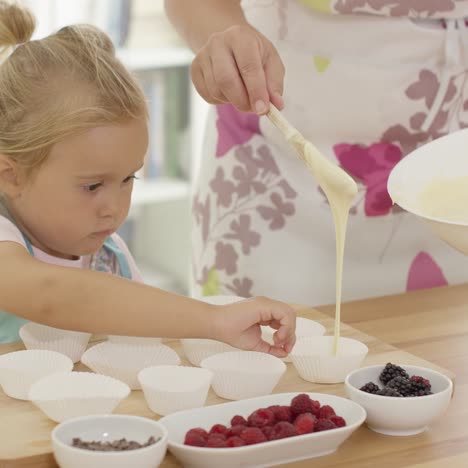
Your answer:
(10, 119), (148, 259)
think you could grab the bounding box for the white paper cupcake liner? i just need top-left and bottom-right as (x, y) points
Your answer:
(28, 371), (130, 422)
(201, 351), (286, 400)
(197, 295), (245, 305)
(290, 336), (368, 384)
(180, 339), (235, 367)
(0, 349), (73, 400)
(138, 365), (213, 416)
(107, 335), (162, 345)
(261, 317), (327, 362)
(19, 322), (91, 364)
(81, 342), (181, 389)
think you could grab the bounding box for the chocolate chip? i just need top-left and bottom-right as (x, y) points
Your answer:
(71, 436), (159, 451)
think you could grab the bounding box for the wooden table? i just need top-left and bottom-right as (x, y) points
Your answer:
(1, 284), (467, 468)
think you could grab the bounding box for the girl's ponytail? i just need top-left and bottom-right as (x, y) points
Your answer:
(0, 1), (34, 63)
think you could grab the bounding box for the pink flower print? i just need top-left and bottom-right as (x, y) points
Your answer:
(215, 241), (238, 274)
(256, 145), (280, 176)
(210, 168), (236, 207)
(334, 0), (456, 17)
(193, 193), (210, 243)
(216, 104), (261, 157)
(406, 252), (448, 291)
(233, 163), (267, 198)
(225, 214), (261, 255)
(257, 192), (295, 230)
(227, 277), (253, 297)
(278, 179), (297, 198)
(334, 142), (403, 217)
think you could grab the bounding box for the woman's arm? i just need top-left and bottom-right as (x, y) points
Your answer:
(164, 0), (285, 113)
(0, 242), (296, 355)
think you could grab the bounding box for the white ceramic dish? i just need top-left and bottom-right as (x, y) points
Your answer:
(81, 342), (181, 389)
(290, 336), (368, 384)
(0, 349), (73, 400)
(159, 392), (366, 468)
(138, 365), (213, 416)
(29, 371), (130, 422)
(19, 322), (91, 364)
(201, 351), (286, 400)
(387, 128), (468, 255)
(52, 414), (168, 468)
(345, 364), (453, 436)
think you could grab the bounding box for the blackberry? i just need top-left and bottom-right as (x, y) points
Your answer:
(408, 380), (432, 397)
(379, 363), (409, 385)
(386, 376), (413, 397)
(410, 375), (432, 391)
(360, 382), (380, 394)
(376, 387), (403, 397)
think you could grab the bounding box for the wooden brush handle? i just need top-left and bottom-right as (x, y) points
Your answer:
(266, 104), (303, 142)
(266, 104), (314, 171)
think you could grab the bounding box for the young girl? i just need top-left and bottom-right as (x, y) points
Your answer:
(0, 1), (296, 356)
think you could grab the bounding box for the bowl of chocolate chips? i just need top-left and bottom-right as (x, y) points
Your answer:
(345, 363), (453, 436)
(51, 414), (168, 468)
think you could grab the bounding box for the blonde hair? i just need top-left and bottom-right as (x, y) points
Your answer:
(0, 1), (148, 177)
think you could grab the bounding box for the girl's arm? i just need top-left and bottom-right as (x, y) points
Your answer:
(0, 242), (296, 355)
(164, 0), (285, 113)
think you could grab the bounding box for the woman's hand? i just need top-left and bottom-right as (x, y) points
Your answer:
(190, 24), (285, 114)
(213, 296), (296, 358)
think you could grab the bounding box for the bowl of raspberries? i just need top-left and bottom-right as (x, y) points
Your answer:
(158, 392), (366, 467)
(345, 363), (453, 436)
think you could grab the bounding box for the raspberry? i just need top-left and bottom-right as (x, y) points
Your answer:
(315, 418), (337, 432)
(294, 412), (315, 435)
(231, 415), (247, 426)
(226, 424), (246, 437)
(269, 405), (292, 422)
(184, 427), (208, 447)
(360, 382), (380, 394)
(379, 363), (409, 385)
(290, 394), (316, 416)
(247, 408), (275, 428)
(410, 375), (431, 390)
(330, 416), (346, 428)
(209, 424), (228, 435)
(226, 436), (245, 447)
(206, 434), (227, 448)
(184, 431), (207, 447)
(318, 405), (336, 420)
(240, 427), (267, 445)
(270, 421), (297, 440)
(261, 425), (274, 440)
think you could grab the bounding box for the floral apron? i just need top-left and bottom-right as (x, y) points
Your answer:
(192, 0), (468, 305)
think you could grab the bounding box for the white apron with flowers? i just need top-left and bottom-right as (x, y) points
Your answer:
(191, 0), (468, 305)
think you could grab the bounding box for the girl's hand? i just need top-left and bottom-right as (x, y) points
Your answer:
(190, 24), (285, 114)
(213, 296), (296, 358)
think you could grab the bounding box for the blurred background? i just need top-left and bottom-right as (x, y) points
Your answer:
(22, 0), (209, 295)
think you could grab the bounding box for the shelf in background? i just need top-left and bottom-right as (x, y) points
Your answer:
(117, 47), (193, 71)
(131, 177), (190, 207)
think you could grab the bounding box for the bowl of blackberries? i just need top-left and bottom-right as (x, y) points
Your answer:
(345, 363), (453, 436)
